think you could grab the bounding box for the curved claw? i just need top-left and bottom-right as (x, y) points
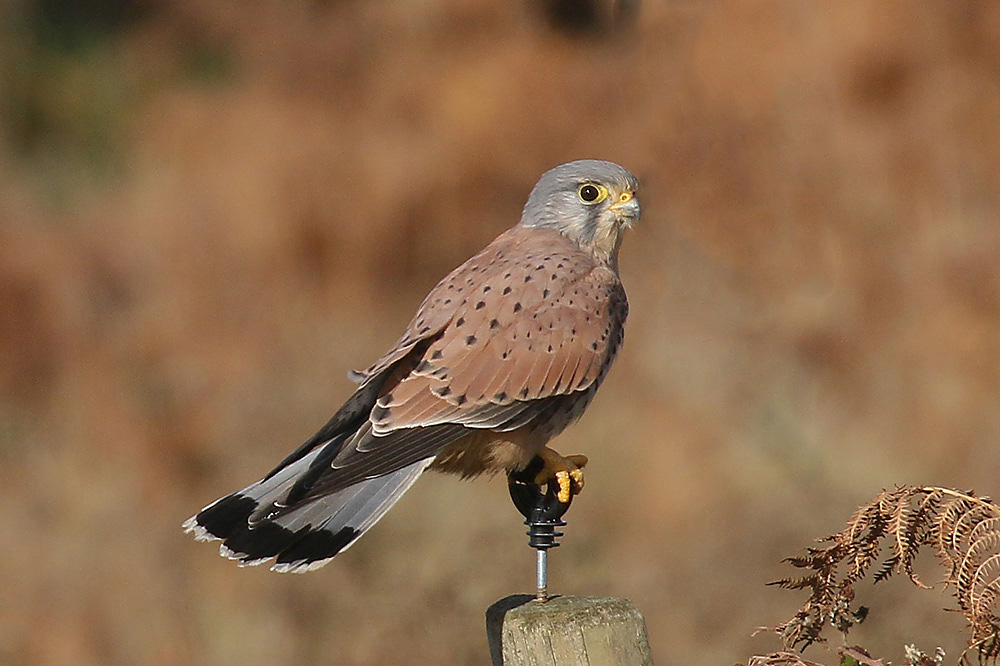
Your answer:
(533, 448), (588, 503)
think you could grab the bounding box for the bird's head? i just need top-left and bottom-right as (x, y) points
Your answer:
(520, 159), (640, 270)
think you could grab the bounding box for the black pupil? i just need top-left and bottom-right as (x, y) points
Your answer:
(580, 185), (599, 202)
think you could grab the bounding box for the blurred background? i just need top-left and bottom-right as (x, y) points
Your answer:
(1, 0), (998, 664)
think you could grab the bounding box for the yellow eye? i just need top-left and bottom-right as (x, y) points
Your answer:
(578, 183), (608, 204)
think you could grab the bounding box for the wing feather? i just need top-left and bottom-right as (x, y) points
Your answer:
(276, 226), (627, 507)
(370, 230), (626, 435)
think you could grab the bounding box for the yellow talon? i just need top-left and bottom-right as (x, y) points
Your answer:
(534, 449), (588, 503)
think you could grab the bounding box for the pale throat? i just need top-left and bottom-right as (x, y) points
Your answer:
(580, 219), (625, 272)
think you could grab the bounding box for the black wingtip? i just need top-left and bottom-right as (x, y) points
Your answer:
(274, 526), (358, 567)
(195, 493), (256, 540)
(223, 521), (298, 563)
(189, 493), (360, 570)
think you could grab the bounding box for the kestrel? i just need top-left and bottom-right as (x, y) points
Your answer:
(183, 159), (640, 572)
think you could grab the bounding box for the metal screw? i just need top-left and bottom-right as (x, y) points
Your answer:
(507, 456), (573, 602)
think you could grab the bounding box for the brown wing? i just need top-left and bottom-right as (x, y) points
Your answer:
(286, 225), (627, 501)
(368, 225), (625, 431)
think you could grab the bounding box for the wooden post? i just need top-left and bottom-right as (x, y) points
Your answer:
(486, 594), (653, 666)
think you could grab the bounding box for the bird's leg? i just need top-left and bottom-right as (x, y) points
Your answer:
(533, 447), (588, 503)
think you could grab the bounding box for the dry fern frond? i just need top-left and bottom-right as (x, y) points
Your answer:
(764, 486), (1000, 665)
(743, 645), (896, 666)
(745, 651), (827, 666)
(840, 645), (890, 666)
(904, 644), (947, 666)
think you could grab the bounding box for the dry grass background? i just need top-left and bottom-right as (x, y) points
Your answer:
(1, 1), (998, 664)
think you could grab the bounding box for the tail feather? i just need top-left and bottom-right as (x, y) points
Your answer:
(182, 458), (432, 572)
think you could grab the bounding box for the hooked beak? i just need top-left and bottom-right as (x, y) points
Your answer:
(609, 190), (640, 228)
